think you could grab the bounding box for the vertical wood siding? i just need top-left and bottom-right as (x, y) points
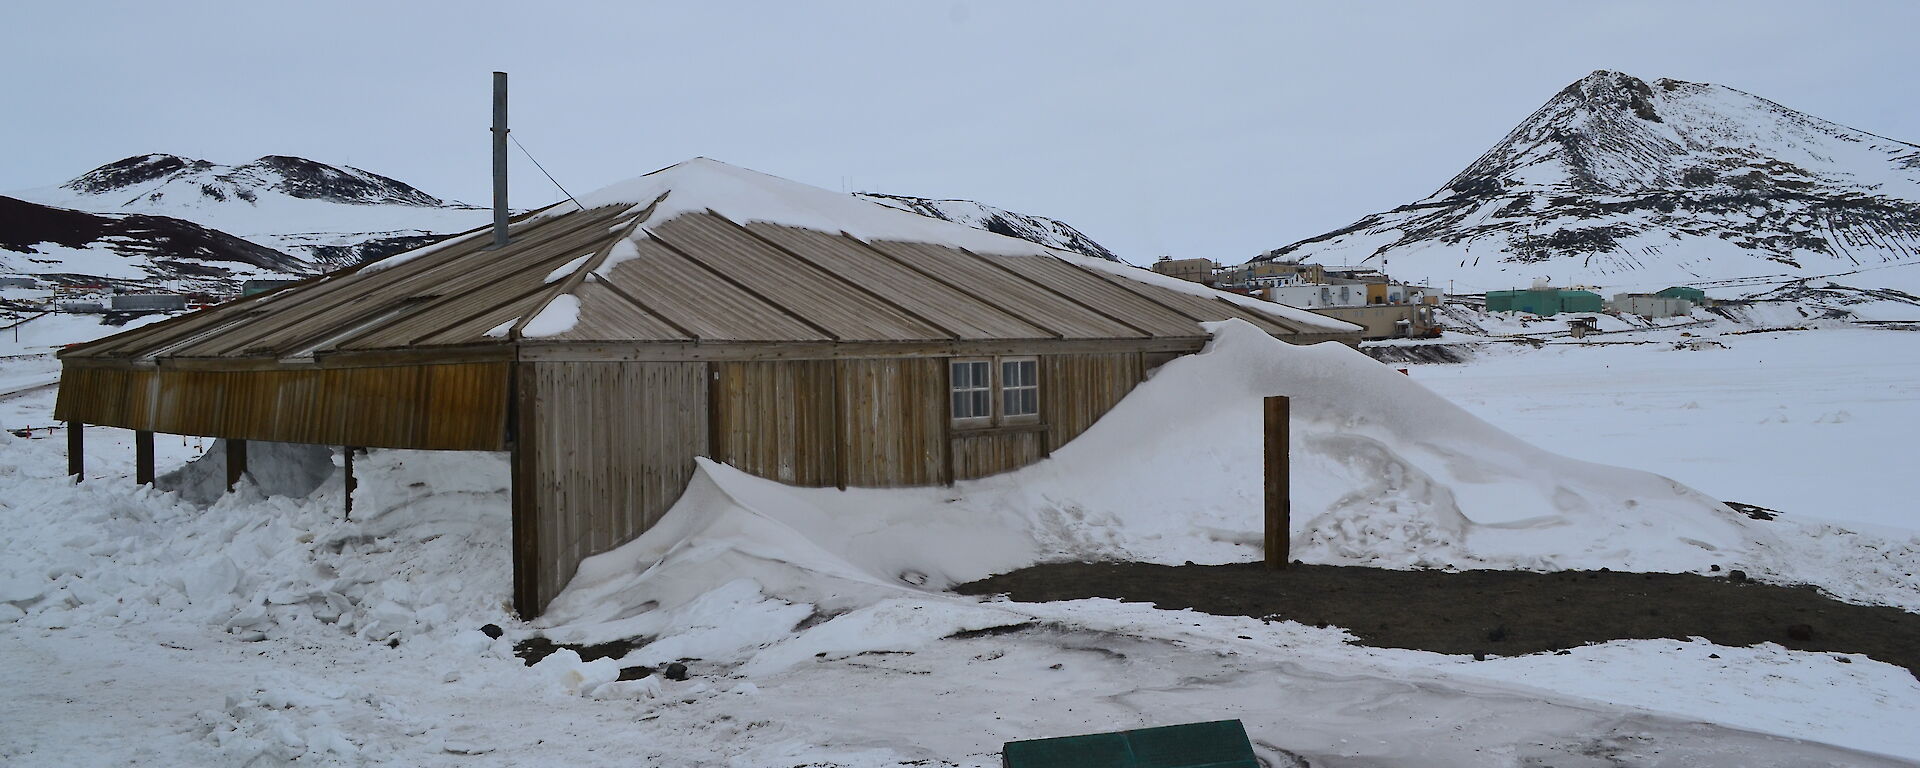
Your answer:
(837, 358), (945, 486)
(1040, 352), (1147, 453)
(712, 358), (952, 488)
(710, 360), (838, 485)
(521, 361), (706, 613)
(55, 363), (509, 450)
(950, 430), (1045, 481)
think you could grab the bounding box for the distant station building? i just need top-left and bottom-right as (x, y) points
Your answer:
(1609, 293), (1693, 318)
(1486, 286), (1604, 316)
(1149, 256), (1217, 286)
(56, 159), (1361, 617)
(1655, 286), (1708, 305)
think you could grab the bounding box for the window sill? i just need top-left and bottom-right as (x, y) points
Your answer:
(951, 421), (1048, 437)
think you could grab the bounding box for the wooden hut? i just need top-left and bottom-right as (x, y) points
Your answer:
(55, 159), (1361, 616)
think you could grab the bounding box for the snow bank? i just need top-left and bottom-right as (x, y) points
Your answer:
(157, 439), (334, 506)
(543, 319), (1790, 645)
(0, 436), (514, 644)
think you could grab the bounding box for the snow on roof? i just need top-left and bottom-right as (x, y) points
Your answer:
(568, 158), (1059, 258)
(561, 158), (1359, 334)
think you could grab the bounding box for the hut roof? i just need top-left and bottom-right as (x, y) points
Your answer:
(61, 158), (1357, 366)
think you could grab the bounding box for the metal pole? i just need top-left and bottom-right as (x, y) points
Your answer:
(491, 71), (510, 249)
(1264, 396), (1290, 570)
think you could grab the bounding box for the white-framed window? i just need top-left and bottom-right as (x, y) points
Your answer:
(1000, 357), (1038, 422)
(950, 358), (994, 427)
(950, 356), (1041, 428)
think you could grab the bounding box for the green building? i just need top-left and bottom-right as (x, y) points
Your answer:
(1656, 286), (1707, 304)
(1485, 288), (1604, 316)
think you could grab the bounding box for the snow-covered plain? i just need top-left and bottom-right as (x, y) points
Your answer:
(3, 317), (1918, 766)
(1413, 327), (1920, 533)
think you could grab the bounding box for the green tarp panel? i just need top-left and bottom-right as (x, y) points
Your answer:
(1486, 289), (1603, 316)
(1561, 290), (1603, 312)
(1003, 719), (1258, 768)
(1657, 286), (1707, 303)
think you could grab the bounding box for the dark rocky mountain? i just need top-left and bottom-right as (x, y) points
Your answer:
(859, 193), (1123, 262)
(61, 153), (449, 207)
(0, 195), (307, 290)
(1259, 71), (1920, 294)
(16, 154), (489, 270)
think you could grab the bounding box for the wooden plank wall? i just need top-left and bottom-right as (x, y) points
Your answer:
(950, 429), (1045, 481)
(1041, 352), (1146, 454)
(710, 360), (838, 485)
(55, 363), (509, 450)
(711, 359), (945, 488)
(519, 361), (706, 613)
(711, 352), (1149, 486)
(838, 358), (945, 486)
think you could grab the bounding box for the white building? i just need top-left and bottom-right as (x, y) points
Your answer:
(1265, 283), (1367, 308)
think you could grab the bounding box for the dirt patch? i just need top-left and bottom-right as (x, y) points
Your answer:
(955, 562), (1920, 677)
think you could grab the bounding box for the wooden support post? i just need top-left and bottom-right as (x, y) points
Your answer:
(832, 360), (848, 491)
(509, 363), (544, 618)
(343, 447), (359, 519)
(134, 430), (155, 485)
(1264, 396), (1290, 570)
(66, 421), (84, 482)
(226, 438), (248, 492)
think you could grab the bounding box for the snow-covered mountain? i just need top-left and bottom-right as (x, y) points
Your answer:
(0, 195), (307, 291)
(1260, 71), (1920, 295)
(16, 154), (489, 268)
(857, 192), (1123, 262)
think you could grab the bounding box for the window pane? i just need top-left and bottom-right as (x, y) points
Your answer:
(970, 362), (988, 384)
(1022, 389), (1037, 415)
(952, 391), (970, 418)
(951, 361), (970, 388)
(1002, 360), (1019, 387)
(971, 390), (990, 417)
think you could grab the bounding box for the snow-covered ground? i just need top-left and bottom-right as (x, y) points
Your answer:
(3, 317), (1917, 766)
(1412, 326), (1920, 533)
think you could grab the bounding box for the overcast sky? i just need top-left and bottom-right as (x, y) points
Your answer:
(7, 1), (1918, 264)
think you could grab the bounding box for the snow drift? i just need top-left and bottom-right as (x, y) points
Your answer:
(542, 320), (1776, 640)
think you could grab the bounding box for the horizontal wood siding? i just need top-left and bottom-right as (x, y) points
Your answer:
(522, 361), (706, 613)
(55, 363), (509, 450)
(838, 358), (945, 487)
(950, 429), (1045, 481)
(711, 360), (838, 486)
